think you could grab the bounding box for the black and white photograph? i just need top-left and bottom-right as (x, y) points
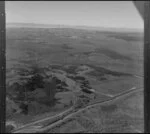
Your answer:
(1, 1), (146, 133)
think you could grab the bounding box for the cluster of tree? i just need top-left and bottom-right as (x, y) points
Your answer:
(7, 65), (58, 115)
(80, 80), (91, 89)
(74, 95), (90, 109)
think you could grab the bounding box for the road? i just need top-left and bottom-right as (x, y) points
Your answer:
(94, 90), (114, 97)
(36, 87), (143, 133)
(12, 107), (74, 132)
(13, 86), (143, 133)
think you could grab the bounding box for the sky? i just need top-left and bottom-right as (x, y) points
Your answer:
(5, 1), (143, 29)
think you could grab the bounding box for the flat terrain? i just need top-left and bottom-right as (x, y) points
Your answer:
(6, 25), (144, 133)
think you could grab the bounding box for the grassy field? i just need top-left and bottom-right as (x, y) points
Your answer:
(49, 90), (144, 133)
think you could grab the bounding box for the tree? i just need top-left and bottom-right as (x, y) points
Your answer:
(44, 77), (56, 102)
(25, 72), (44, 92)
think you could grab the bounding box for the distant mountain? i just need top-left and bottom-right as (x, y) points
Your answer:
(6, 23), (63, 28)
(6, 23), (143, 33)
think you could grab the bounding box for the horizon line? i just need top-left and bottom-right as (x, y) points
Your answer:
(6, 22), (143, 31)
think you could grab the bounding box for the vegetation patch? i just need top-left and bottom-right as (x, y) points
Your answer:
(87, 64), (131, 77)
(96, 48), (132, 61)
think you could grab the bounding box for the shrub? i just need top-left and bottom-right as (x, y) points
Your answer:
(25, 74), (44, 91)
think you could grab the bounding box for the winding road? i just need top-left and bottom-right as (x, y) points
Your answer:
(13, 86), (143, 133)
